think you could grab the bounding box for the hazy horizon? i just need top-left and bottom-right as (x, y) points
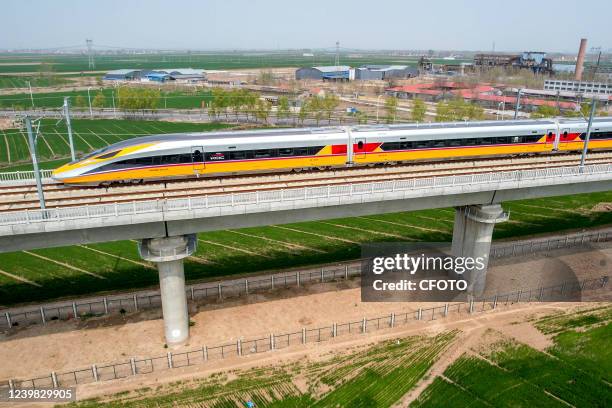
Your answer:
(1, 0), (610, 54)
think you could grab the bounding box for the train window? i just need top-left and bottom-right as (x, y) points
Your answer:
(400, 142), (413, 149)
(449, 139), (462, 147)
(480, 138), (492, 145)
(180, 154), (192, 163)
(192, 150), (203, 162)
(254, 149), (271, 158)
(166, 155), (180, 164)
(383, 142), (401, 150)
(294, 147), (309, 156)
(230, 151), (246, 160)
(308, 146), (324, 155)
(416, 140), (430, 148)
(279, 148), (294, 156)
(433, 140), (446, 147)
(512, 136), (521, 143)
(462, 138), (476, 146)
(97, 150), (121, 159)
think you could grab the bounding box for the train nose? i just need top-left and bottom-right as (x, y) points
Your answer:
(51, 163), (72, 181)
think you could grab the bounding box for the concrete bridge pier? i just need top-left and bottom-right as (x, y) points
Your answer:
(139, 234), (197, 346)
(451, 204), (508, 296)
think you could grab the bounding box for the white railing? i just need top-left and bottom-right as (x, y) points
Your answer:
(1, 164), (611, 227)
(0, 169), (54, 184)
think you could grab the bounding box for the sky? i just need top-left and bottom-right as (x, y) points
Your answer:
(1, 0), (611, 53)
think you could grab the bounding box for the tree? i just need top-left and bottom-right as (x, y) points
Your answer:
(309, 97), (325, 126)
(322, 94), (339, 124)
(254, 98), (272, 123)
(240, 89), (258, 121)
(356, 110), (368, 124)
(298, 99), (310, 125)
(532, 105), (560, 119)
(435, 101), (451, 122)
(210, 88), (229, 119)
(75, 95), (87, 109)
(92, 92), (106, 108)
(412, 98), (426, 122)
(384, 96), (398, 123)
(116, 87), (160, 111)
(227, 89), (243, 119)
(277, 96), (291, 122)
(257, 70), (275, 85)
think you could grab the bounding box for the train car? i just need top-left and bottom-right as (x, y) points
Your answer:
(51, 117), (612, 185)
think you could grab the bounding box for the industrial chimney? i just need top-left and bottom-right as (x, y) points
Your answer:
(575, 38), (587, 81)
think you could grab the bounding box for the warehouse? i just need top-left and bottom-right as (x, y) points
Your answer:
(295, 66), (352, 81)
(102, 69), (142, 81)
(354, 65), (418, 80)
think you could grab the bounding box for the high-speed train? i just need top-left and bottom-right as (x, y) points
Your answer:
(52, 117), (612, 185)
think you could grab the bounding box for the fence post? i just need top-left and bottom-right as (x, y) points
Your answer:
(271, 275), (275, 289)
(72, 302), (78, 319)
(40, 306), (46, 325)
(203, 346), (208, 361)
(270, 334), (275, 350)
(417, 308), (422, 320)
(302, 327), (306, 344)
(4, 312), (11, 329)
(190, 286), (195, 301)
(390, 313), (395, 328)
(245, 279), (249, 295)
(469, 300), (474, 314)
(538, 287), (544, 301)
(92, 364), (98, 382)
(133, 295), (138, 312)
(8, 379), (14, 391)
(561, 281), (566, 294)
(517, 289), (522, 302)
(444, 303), (449, 317)
(103, 297), (108, 315)
(130, 358), (136, 376)
(493, 296), (498, 310)
(218, 283), (222, 300)
(237, 339), (242, 356)
(321, 268), (324, 283)
(167, 352), (173, 368)
(297, 271), (300, 287)
(345, 265), (349, 279)
(362, 317), (367, 333)
(51, 371), (58, 388)
(332, 323), (337, 337)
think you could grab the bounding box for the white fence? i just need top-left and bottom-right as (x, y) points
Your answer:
(1, 164), (611, 227)
(0, 169), (53, 185)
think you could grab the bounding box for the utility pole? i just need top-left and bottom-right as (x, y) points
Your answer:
(111, 90), (117, 118)
(87, 87), (93, 117)
(580, 50), (602, 168)
(63, 97), (76, 161)
(26, 80), (34, 108)
(25, 116), (46, 210)
(514, 89), (522, 119)
(86, 39), (95, 69)
(335, 41), (340, 67)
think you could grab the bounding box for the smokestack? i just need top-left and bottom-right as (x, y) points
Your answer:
(575, 38), (587, 81)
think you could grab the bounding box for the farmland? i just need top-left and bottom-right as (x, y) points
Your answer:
(66, 331), (457, 407)
(0, 88), (213, 110)
(0, 190), (610, 305)
(0, 75), (70, 89)
(0, 118), (232, 170)
(411, 307), (612, 408)
(0, 52), (470, 74)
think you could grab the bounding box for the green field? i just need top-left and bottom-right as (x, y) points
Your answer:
(0, 88), (213, 110)
(0, 118), (232, 170)
(0, 75), (70, 89)
(0, 52), (465, 74)
(411, 308), (612, 408)
(0, 190), (610, 306)
(66, 331), (457, 407)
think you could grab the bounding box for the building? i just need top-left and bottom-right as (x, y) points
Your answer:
(544, 79), (612, 95)
(295, 66), (352, 81)
(143, 72), (170, 82)
(474, 51), (553, 74)
(354, 65), (418, 80)
(102, 69), (143, 81)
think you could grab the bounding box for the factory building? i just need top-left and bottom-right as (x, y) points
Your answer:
(102, 69), (143, 81)
(354, 65), (418, 80)
(295, 66), (353, 81)
(544, 79), (612, 95)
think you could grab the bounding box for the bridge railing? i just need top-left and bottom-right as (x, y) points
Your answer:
(0, 169), (53, 185)
(1, 163), (611, 227)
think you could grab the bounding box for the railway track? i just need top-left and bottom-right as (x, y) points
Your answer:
(1, 153), (611, 212)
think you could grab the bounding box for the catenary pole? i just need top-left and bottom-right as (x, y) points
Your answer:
(25, 116), (46, 210)
(513, 89), (522, 119)
(63, 97), (76, 161)
(579, 51), (602, 168)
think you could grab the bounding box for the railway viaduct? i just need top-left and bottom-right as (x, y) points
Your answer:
(0, 164), (611, 345)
